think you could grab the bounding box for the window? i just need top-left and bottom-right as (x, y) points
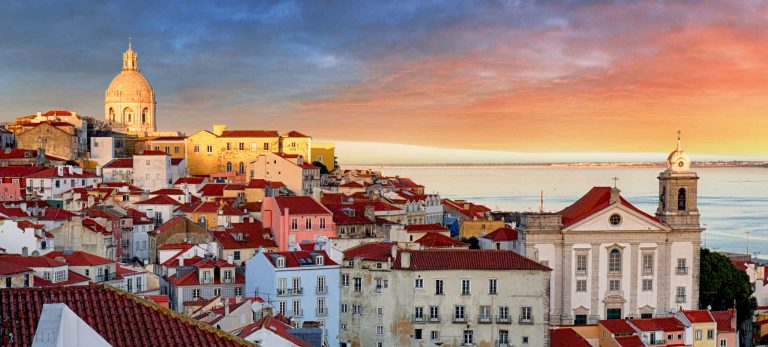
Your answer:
(352, 305), (361, 314)
(480, 305), (491, 320)
(206, 145), (213, 153)
(305, 218), (312, 229)
(164, 146), (170, 154)
(609, 248), (622, 273)
(377, 307), (383, 315)
(429, 306), (439, 320)
(213, 288), (221, 296)
(609, 280), (621, 291)
(226, 162), (232, 172)
(463, 330), (473, 345)
(278, 301), (287, 314)
(676, 287), (686, 303)
(431, 331), (439, 340)
(642, 254), (654, 275)
(677, 258), (688, 274)
(489, 278), (497, 294)
(174, 146), (180, 153)
(238, 162), (245, 174)
(454, 305), (465, 321)
(317, 297), (326, 315)
(720, 339), (727, 346)
(319, 218), (326, 230)
(292, 300), (301, 316)
(414, 329), (422, 340)
(291, 218), (298, 230)
(5, 277), (11, 288)
(435, 279), (444, 295)
(194, 145), (200, 153)
(576, 254), (588, 275)
(192, 289), (200, 299)
(414, 306), (424, 320)
(520, 307), (532, 323)
(233, 251), (241, 261)
(263, 143), (269, 150)
(376, 326), (383, 335)
(499, 306), (509, 319)
(696, 330), (702, 340)
(576, 280), (587, 292)
(226, 143), (232, 151)
(236, 142), (243, 150)
(522, 336), (529, 344)
(642, 279), (653, 291)
(414, 278), (423, 288)
(678, 188), (686, 211)
(461, 279), (470, 295)
(224, 271), (233, 281)
(317, 276), (326, 292)
(609, 213), (622, 225)
(341, 304), (348, 313)
(342, 274), (349, 286)
(316, 256), (324, 266)
(707, 329), (714, 339)
(353, 277), (362, 292)
(574, 315), (587, 325)
(276, 257), (285, 268)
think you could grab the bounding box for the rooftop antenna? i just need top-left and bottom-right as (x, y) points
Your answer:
(612, 176), (620, 189)
(539, 190), (544, 213)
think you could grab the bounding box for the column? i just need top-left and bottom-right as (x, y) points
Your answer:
(629, 243), (639, 317)
(561, 242), (573, 325)
(691, 240), (701, 309)
(589, 243), (600, 323)
(656, 241), (670, 313)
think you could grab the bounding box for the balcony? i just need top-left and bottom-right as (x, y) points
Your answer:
(496, 316), (511, 324)
(478, 314), (492, 324)
(374, 286), (383, 293)
(519, 317), (534, 325)
(316, 307), (328, 316)
(277, 287), (304, 296)
(316, 285), (328, 294)
(94, 272), (117, 283)
(676, 295), (687, 303)
(576, 269), (587, 276)
(452, 316), (467, 323)
(412, 314), (425, 323)
(495, 341), (511, 347)
(428, 315), (441, 323)
(676, 267), (689, 275)
(642, 268), (653, 275)
(288, 309), (303, 317)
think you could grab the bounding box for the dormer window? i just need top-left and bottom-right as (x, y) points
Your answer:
(316, 256), (324, 266)
(276, 257), (285, 268)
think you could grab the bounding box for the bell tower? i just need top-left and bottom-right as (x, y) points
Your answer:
(656, 131), (700, 228)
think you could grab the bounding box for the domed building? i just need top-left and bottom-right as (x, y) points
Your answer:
(105, 43), (156, 135)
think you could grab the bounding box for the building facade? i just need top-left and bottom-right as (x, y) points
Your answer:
(105, 43), (156, 135)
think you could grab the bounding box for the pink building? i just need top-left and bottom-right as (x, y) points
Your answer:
(261, 196), (336, 251)
(712, 309), (738, 347)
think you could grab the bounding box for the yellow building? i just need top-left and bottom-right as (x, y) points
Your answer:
(143, 136), (187, 159)
(279, 131), (312, 159)
(677, 310), (718, 347)
(311, 142), (336, 172)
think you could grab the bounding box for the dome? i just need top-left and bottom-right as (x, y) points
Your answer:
(105, 70), (154, 103)
(666, 131), (690, 172)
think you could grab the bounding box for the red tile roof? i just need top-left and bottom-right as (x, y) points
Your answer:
(551, 328), (592, 347)
(82, 218), (110, 235)
(150, 188), (185, 195)
(26, 167), (99, 178)
(630, 317), (685, 332)
(283, 130), (310, 138)
(235, 316), (312, 347)
(137, 150), (168, 156)
(404, 223), (448, 233)
(394, 249), (551, 271)
(615, 335), (646, 347)
(0, 254), (66, 268)
(246, 179), (269, 188)
(38, 207), (78, 221)
(135, 194), (182, 205)
(0, 259), (33, 275)
(0, 285), (249, 346)
(16, 220), (44, 229)
(441, 199), (491, 219)
(263, 250), (338, 268)
(151, 216), (187, 235)
(103, 158), (133, 169)
(213, 222), (277, 249)
(175, 177), (206, 185)
(560, 187), (659, 227)
(482, 227), (519, 241)
(0, 166), (45, 177)
(272, 196), (331, 215)
(682, 309), (715, 323)
(42, 110), (72, 117)
(711, 309), (737, 332)
(200, 184), (226, 197)
(600, 319), (636, 334)
(0, 205), (29, 218)
(339, 181), (364, 188)
(343, 242), (398, 261)
(219, 130), (279, 138)
(323, 204), (373, 225)
(45, 250), (113, 266)
(415, 232), (468, 248)
(32, 270), (90, 287)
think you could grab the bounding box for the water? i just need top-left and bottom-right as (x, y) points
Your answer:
(375, 166), (768, 255)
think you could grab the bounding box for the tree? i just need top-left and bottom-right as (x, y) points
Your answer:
(312, 161), (329, 175)
(699, 248), (756, 325)
(460, 236), (480, 249)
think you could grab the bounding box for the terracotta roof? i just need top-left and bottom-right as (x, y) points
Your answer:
(339, 181), (364, 188)
(213, 222), (277, 249)
(241, 202), (262, 212)
(38, 207), (78, 221)
(151, 216), (187, 235)
(32, 270), (90, 287)
(483, 227), (519, 241)
(0, 254), (66, 268)
(560, 187), (659, 227)
(175, 177), (206, 185)
(0, 166), (45, 177)
(283, 130), (310, 138)
(682, 309), (715, 323)
(150, 188), (185, 195)
(16, 220), (43, 229)
(323, 203), (373, 225)
(235, 316), (312, 347)
(272, 196), (331, 215)
(0, 149), (65, 161)
(711, 309), (737, 332)
(103, 158), (133, 169)
(263, 250), (338, 268)
(137, 150), (168, 156)
(442, 199), (491, 219)
(200, 184), (226, 197)
(0, 285), (249, 346)
(82, 218), (109, 235)
(26, 167), (99, 178)
(321, 193), (349, 204)
(0, 259), (33, 275)
(395, 249), (551, 271)
(404, 223), (448, 233)
(135, 195), (182, 205)
(45, 250), (113, 266)
(551, 328), (592, 347)
(615, 336), (646, 347)
(343, 242), (398, 261)
(0, 205), (29, 218)
(630, 317), (685, 332)
(151, 136), (187, 141)
(219, 130), (279, 138)
(415, 232), (468, 248)
(165, 265), (243, 287)
(145, 294), (170, 305)
(600, 319), (636, 334)
(42, 110), (72, 117)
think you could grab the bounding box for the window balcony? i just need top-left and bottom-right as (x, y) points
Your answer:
(452, 316), (467, 323)
(496, 316), (511, 324)
(642, 268), (654, 275)
(478, 315), (492, 324)
(676, 295), (687, 303)
(576, 269), (587, 276)
(277, 287), (304, 296)
(495, 341), (511, 347)
(411, 314), (425, 323)
(676, 267), (689, 275)
(288, 309), (303, 317)
(316, 285), (328, 294)
(316, 307), (328, 316)
(428, 315), (441, 323)
(519, 317), (534, 325)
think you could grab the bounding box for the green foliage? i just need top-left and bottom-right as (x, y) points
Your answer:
(312, 161), (329, 175)
(699, 248), (756, 325)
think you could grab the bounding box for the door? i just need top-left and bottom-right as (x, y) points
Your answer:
(607, 308), (622, 319)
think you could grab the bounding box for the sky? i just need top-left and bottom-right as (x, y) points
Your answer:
(1, 1), (767, 164)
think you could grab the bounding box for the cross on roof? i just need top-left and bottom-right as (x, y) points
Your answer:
(612, 176), (619, 188)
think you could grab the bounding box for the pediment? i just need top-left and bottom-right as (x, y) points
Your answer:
(564, 203), (669, 232)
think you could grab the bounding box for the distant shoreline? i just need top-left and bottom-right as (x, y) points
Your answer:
(345, 161), (768, 170)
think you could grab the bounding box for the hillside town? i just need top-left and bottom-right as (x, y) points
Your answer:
(0, 45), (761, 347)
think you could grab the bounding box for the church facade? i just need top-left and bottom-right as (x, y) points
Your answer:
(104, 43), (157, 136)
(521, 135), (702, 325)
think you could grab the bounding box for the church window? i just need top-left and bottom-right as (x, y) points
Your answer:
(609, 280), (621, 291)
(109, 108), (115, 123)
(576, 255), (587, 276)
(677, 188), (686, 211)
(142, 108), (148, 124)
(609, 214), (621, 226)
(238, 162), (245, 174)
(123, 107), (133, 123)
(608, 249), (622, 273)
(226, 162), (232, 172)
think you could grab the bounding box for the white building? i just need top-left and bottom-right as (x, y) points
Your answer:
(251, 152), (320, 196)
(25, 166), (102, 201)
(522, 136), (703, 324)
(340, 243), (551, 347)
(90, 137), (116, 167)
(101, 158), (133, 183)
(0, 220), (54, 256)
(134, 195), (182, 227)
(132, 150), (186, 192)
(478, 226), (524, 254)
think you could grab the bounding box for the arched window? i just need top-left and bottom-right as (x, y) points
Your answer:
(226, 162), (232, 172)
(142, 108), (148, 124)
(677, 188), (686, 211)
(109, 108), (115, 123)
(608, 248), (622, 273)
(238, 162), (245, 174)
(123, 107), (133, 123)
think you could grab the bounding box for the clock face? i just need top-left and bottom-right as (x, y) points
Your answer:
(678, 161), (684, 167)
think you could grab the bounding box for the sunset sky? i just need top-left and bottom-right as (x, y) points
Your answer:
(1, 1), (767, 164)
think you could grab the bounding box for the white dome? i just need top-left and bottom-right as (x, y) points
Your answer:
(105, 70), (154, 103)
(666, 132), (690, 171)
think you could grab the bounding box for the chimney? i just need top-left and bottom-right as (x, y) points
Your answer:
(37, 111), (42, 117)
(400, 251), (411, 269)
(390, 244), (398, 259)
(57, 166), (64, 176)
(212, 124), (227, 136)
(178, 257), (184, 267)
(610, 187), (621, 205)
(364, 205), (375, 221)
(224, 299), (230, 315)
(227, 255), (234, 264)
